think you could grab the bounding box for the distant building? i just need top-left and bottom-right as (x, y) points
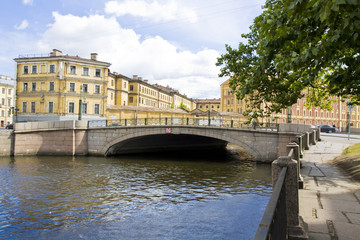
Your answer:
(194, 98), (221, 111)
(14, 49), (111, 122)
(220, 78), (360, 129)
(13, 49), (196, 122)
(0, 75), (15, 127)
(220, 79), (246, 113)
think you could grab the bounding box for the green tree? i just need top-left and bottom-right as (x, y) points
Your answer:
(217, 0), (360, 117)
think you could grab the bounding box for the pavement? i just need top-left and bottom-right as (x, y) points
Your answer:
(299, 134), (360, 240)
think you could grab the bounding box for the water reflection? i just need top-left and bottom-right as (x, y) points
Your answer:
(0, 149), (271, 239)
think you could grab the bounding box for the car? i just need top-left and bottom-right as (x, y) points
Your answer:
(316, 124), (337, 133)
(5, 124), (13, 129)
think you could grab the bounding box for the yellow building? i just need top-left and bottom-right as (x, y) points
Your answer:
(220, 79), (246, 113)
(0, 75), (15, 127)
(14, 49), (111, 121)
(127, 76), (195, 110)
(194, 98), (220, 112)
(107, 72), (129, 106)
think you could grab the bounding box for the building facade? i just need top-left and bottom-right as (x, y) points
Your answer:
(220, 79), (360, 129)
(220, 79), (246, 113)
(14, 49), (111, 122)
(194, 98), (221, 112)
(0, 75), (15, 127)
(13, 49), (196, 122)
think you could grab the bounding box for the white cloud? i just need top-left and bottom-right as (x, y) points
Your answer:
(14, 20), (29, 30)
(105, 0), (197, 23)
(37, 12), (221, 98)
(22, 0), (33, 5)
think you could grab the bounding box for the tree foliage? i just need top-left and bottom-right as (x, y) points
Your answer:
(217, 0), (360, 117)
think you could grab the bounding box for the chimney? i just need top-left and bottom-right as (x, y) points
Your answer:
(133, 75), (138, 80)
(144, 79), (148, 83)
(91, 53), (98, 61)
(50, 49), (62, 57)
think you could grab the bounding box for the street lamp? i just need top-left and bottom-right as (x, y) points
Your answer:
(287, 106), (292, 123)
(347, 101), (354, 139)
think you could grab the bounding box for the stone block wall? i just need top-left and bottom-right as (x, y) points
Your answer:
(14, 120), (88, 156)
(0, 131), (13, 156)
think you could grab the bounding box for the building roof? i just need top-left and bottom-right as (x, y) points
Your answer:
(14, 49), (111, 67)
(0, 75), (15, 87)
(194, 98), (221, 104)
(107, 105), (189, 114)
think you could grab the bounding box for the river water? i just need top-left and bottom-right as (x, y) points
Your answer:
(0, 149), (272, 239)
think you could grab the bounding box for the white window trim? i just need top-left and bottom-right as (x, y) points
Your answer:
(68, 102), (75, 114)
(94, 85), (101, 94)
(49, 64), (56, 73)
(48, 101), (54, 113)
(69, 82), (76, 92)
(94, 103), (100, 115)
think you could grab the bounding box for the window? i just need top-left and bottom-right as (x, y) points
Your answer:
(111, 79), (114, 86)
(1, 88), (4, 94)
(130, 85), (134, 91)
(22, 102), (27, 113)
(48, 102), (54, 113)
(81, 103), (87, 114)
(68, 102), (75, 114)
(31, 102), (36, 113)
(8, 89), (11, 95)
(124, 82), (127, 88)
(69, 82), (75, 92)
(32, 65), (37, 74)
(95, 69), (101, 77)
(32, 82), (37, 92)
(83, 67), (89, 76)
(49, 64), (55, 73)
(23, 83), (28, 91)
(94, 104), (100, 115)
(8, 98), (11, 106)
(49, 82), (55, 91)
(23, 66), (29, 74)
(70, 65), (76, 74)
(111, 92), (114, 100)
(82, 84), (88, 93)
(1, 110), (4, 117)
(129, 97), (133, 103)
(94, 85), (100, 94)
(1, 98), (4, 105)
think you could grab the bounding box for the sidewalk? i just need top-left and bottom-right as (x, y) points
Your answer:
(299, 135), (360, 239)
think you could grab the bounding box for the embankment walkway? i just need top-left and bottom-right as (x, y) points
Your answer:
(300, 135), (360, 239)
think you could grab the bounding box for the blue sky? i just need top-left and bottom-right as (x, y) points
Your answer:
(0, 0), (265, 99)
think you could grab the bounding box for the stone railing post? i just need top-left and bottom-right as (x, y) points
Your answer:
(287, 142), (304, 189)
(296, 135), (304, 158)
(312, 130), (317, 145)
(272, 156), (299, 228)
(304, 132), (310, 150)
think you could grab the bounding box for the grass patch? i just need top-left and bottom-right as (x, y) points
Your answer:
(331, 143), (360, 182)
(342, 143), (360, 156)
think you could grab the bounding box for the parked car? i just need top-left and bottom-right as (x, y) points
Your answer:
(315, 124), (337, 133)
(5, 124), (13, 129)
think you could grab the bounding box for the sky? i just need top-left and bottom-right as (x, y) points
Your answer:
(0, 0), (265, 99)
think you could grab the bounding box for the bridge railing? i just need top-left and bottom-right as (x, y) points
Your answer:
(254, 167), (287, 240)
(88, 118), (279, 132)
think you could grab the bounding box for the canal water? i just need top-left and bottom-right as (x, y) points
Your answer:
(0, 148), (272, 239)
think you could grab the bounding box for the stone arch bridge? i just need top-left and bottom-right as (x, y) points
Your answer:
(13, 120), (313, 162)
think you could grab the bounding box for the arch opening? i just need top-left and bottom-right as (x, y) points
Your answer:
(104, 134), (251, 158)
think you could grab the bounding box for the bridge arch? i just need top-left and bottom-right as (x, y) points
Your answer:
(100, 126), (265, 160)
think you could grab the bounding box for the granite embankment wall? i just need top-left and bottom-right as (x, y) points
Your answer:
(0, 131), (13, 156)
(13, 120), (88, 156)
